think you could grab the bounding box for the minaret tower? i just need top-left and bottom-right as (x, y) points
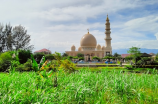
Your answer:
(105, 14), (112, 54)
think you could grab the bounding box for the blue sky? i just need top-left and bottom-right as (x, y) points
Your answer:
(0, 0), (158, 54)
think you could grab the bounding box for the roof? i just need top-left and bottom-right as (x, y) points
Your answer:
(34, 48), (51, 53)
(140, 53), (152, 57)
(121, 54), (130, 58)
(149, 53), (155, 56)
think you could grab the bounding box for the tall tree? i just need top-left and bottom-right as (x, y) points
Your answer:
(127, 46), (141, 65)
(0, 24), (5, 52)
(0, 24), (34, 52)
(4, 24), (12, 51)
(12, 25), (34, 50)
(0, 24), (12, 52)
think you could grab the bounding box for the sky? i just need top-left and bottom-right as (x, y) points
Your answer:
(0, 0), (158, 54)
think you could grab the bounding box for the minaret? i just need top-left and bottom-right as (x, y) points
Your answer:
(105, 14), (112, 54)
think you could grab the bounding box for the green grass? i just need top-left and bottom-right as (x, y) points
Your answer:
(0, 68), (158, 103)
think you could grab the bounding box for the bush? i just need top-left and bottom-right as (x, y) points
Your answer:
(18, 50), (32, 64)
(15, 59), (33, 72)
(23, 59), (33, 71)
(0, 52), (13, 72)
(45, 54), (54, 60)
(33, 53), (45, 64)
(79, 57), (84, 60)
(16, 64), (25, 72)
(125, 65), (133, 70)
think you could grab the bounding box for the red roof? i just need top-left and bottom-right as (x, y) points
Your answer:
(121, 54), (130, 58)
(149, 53), (155, 56)
(34, 48), (51, 53)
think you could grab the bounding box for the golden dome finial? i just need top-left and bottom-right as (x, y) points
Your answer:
(87, 28), (89, 34)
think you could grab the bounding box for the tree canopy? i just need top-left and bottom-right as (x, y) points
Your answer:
(0, 23), (34, 52)
(127, 46), (141, 65)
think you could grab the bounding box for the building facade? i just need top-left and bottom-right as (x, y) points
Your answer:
(65, 15), (112, 61)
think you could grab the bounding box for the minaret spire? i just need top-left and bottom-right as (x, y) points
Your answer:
(105, 14), (112, 54)
(106, 14), (109, 21)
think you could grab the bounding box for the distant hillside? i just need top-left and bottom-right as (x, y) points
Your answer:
(113, 48), (158, 55)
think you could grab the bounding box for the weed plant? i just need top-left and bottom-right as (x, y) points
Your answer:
(0, 68), (158, 103)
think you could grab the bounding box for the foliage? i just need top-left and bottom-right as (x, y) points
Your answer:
(0, 24), (12, 52)
(77, 53), (84, 58)
(155, 53), (158, 61)
(15, 64), (24, 72)
(127, 47), (141, 66)
(37, 52), (76, 87)
(125, 56), (133, 61)
(0, 51), (13, 72)
(0, 24), (34, 52)
(31, 54), (39, 72)
(113, 52), (121, 60)
(45, 54), (54, 60)
(103, 54), (115, 60)
(18, 50), (32, 64)
(92, 56), (100, 60)
(12, 25), (34, 50)
(73, 56), (78, 59)
(62, 53), (68, 57)
(79, 57), (84, 60)
(1, 69), (158, 103)
(68, 56), (73, 60)
(125, 65), (133, 70)
(23, 59), (33, 71)
(33, 52), (45, 63)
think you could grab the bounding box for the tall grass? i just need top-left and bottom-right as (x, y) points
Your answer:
(0, 68), (158, 103)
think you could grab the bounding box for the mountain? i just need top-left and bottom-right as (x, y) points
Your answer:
(113, 48), (158, 55)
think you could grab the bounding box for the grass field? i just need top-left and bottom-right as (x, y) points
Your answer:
(0, 68), (158, 103)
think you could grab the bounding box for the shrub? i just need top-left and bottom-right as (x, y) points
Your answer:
(125, 65), (133, 70)
(0, 52), (13, 72)
(45, 54), (55, 60)
(79, 57), (84, 60)
(23, 59), (33, 71)
(33, 53), (45, 64)
(16, 64), (25, 72)
(18, 50), (32, 64)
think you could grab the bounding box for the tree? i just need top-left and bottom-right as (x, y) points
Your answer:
(127, 46), (141, 66)
(62, 53), (68, 57)
(0, 24), (5, 52)
(12, 25), (34, 50)
(77, 53), (84, 58)
(103, 54), (114, 61)
(0, 23), (34, 52)
(113, 52), (121, 61)
(155, 53), (158, 61)
(0, 24), (13, 52)
(113, 52), (121, 57)
(92, 56), (100, 61)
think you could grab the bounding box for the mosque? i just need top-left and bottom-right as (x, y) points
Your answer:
(65, 15), (112, 61)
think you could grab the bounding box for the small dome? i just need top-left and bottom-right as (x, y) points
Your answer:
(101, 46), (105, 50)
(80, 32), (97, 48)
(71, 45), (75, 51)
(96, 44), (101, 50)
(78, 47), (82, 51)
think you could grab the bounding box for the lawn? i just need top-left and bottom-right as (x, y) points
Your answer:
(0, 68), (158, 103)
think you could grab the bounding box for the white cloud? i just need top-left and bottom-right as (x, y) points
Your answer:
(1, 0), (158, 53)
